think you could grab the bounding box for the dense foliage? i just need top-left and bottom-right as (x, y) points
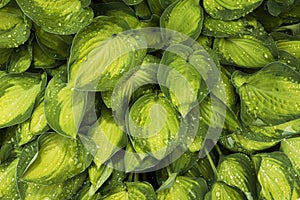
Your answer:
(0, 0), (300, 199)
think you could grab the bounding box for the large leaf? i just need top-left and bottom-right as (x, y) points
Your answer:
(217, 153), (257, 199)
(68, 16), (147, 91)
(232, 62), (300, 126)
(281, 136), (300, 176)
(103, 181), (156, 200)
(34, 24), (73, 60)
(214, 33), (276, 68)
(16, 0), (93, 35)
(0, 159), (20, 199)
(7, 44), (32, 73)
(17, 132), (93, 184)
(92, 2), (139, 29)
(158, 44), (213, 117)
(44, 72), (86, 138)
(0, 72), (45, 128)
(87, 108), (127, 167)
(157, 176), (208, 200)
(203, 0), (263, 20)
(0, 1), (31, 48)
(17, 96), (49, 145)
(252, 152), (295, 200)
(204, 181), (247, 200)
(160, 0), (203, 43)
(17, 172), (86, 200)
(128, 92), (180, 160)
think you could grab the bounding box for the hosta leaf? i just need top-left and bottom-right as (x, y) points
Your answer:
(92, 2), (139, 29)
(232, 62), (300, 126)
(123, 0), (143, 5)
(281, 137), (300, 176)
(16, 0), (93, 35)
(0, 48), (13, 67)
(128, 92), (180, 160)
(68, 16), (147, 91)
(214, 33), (276, 68)
(124, 141), (159, 172)
(147, 0), (164, 15)
(267, 0), (297, 16)
(16, 97), (49, 145)
(220, 129), (279, 154)
(0, 159), (20, 199)
(158, 44), (219, 117)
(160, 0), (203, 43)
(44, 72), (86, 138)
(0, 1), (31, 48)
(205, 181), (247, 200)
(111, 61), (159, 126)
(18, 132), (93, 184)
(276, 40), (300, 59)
(32, 40), (63, 69)
(0, 0), (10, 8)
(104, 181), (156, 200)
(34, 24), (73, 60)
(0, 73), (45, 128)
(88, 108), (127, 167)
(135, 1), (152, 20)
(252, 152), (295, 200)
(18, 172), (86, 200)
(157, 176), (208, 200)
(7, 44), (32, 73)
(203, 0), (263, 21)
(88, 163), (113, 196)
(217, 153), (257, 199)
(202, 15), (259, 38)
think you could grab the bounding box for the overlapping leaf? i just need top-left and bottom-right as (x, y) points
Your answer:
(16, 0), (93, 35)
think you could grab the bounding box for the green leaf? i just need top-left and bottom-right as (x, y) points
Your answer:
(160, 0), (203, 43)
(104, 181), (156, 200)
(158, 44), (210, 117)
(217, 153), (257, 199)
(0, 0), (10, 8)
(88, 108), (127, 167)
(0, 1), (31, 48)
(202, 15), (260, 38)
(122, 0), (143, 5)
(281, 136), (300, 176)
(18, 172), (86, 200)
(0, 159), (20, 199)
(252, 152), (295, 200)
(135, 1), (152, 20)
(214, 33), (276, 68)
(44, 72), (86, 138)
(16, 0), (93, 35)
(88, 163), (113, 196)
(68, 16), (146, 91)
(0, 48), (13, 67)
(32, 40), (63, 69)
(220, 129), (279, 154)
(276, 40), (300, 59)
(203, 0), (263, 20)
(7, 44), (32, 73)
(147, 0), (164, 15)
(34, 24), (73, 60)
(232, 62), (300, 126)
(18, 132), (93, 184)
(0, 72), (45, 128)
(205, 181), (247, 200)
(267, 0), (297, 16)
(92, 2), (139, 29)
(128, 92), (180, 160)
(17, 96), (49, 145)
(157, 176), (208, 200)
